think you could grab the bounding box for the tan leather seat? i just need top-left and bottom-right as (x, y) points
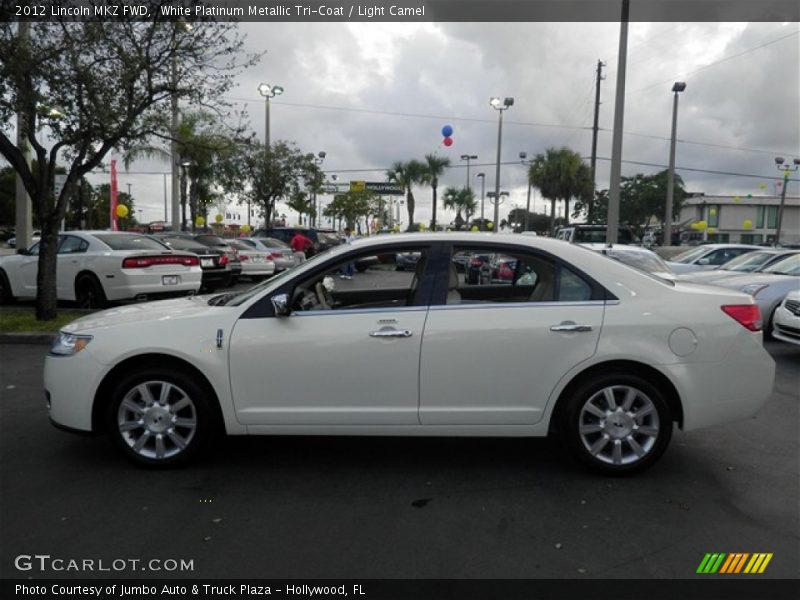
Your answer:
(446, 263), (461, 305)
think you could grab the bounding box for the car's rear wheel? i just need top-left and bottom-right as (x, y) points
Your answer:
(560, 373), (673, 474)
(75, 274), (107, 309)
(0, 270), (15, 304)
(107, 369), (213, 467)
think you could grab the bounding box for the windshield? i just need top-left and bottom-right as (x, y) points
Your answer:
(671, 246), (710, 263)
(719, 251), (774, 272)
(761, 254), (800, 276)
(94, 234), (169, 251)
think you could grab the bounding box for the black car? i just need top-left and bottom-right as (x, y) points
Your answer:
(151, 235), (233, 291)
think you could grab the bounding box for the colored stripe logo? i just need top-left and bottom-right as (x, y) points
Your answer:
(697, 553), (773, 574)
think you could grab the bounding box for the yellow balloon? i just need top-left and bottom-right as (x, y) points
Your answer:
(758, 182), (767, 190)
(487, 222), (494, 230)
(115, 204), (128, 218)
(693, 220), (707, 231)
(709, 208), (717, 217)
(215, 213), (224, 223)
(470, 225), (479, 232)
(240, 224), (251, 233)
(742, 219), (753, 230)
(707, 227), (716, 234)
(195, 216), (205, 227)
(733, 196), (742, 203)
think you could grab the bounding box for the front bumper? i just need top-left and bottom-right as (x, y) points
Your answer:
(44, 350), (106, 432)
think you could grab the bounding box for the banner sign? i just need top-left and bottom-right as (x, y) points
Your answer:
(350, 181), (404, 195)
(110, 159), (119, 231)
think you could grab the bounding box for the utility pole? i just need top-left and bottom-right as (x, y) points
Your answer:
(590, 59), (605, 222)
(606, 0), (629, 245)
(170, 49), (180, 233)
(14, 21), (33, 251)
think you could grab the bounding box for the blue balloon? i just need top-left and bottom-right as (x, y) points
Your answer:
(441, 125), (454, 137)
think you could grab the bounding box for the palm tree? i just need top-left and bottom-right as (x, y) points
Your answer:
(529, 147), (593, 235)
(442, 186), (477, 230)
(386, 160), (424, 231)
(420, 153), (451, 230)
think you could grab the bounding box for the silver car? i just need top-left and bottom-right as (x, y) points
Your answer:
(238, 237), (297, 272)
(712, 253), (800, 333)
(676, 249), (798, 284)
(666, 244), (762, 274)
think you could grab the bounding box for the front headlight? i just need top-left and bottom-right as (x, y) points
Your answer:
(740, 284), (768, 297)
(50, 332), (93, 356)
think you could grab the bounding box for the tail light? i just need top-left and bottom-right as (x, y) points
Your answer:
(267, 252), (282, 260)
(239, 254), (250, 262)
(122, 255), (199, 268)
(721, 304), (762, 332)
(217, 255), (229, 266)
(470, 258), (482, 266)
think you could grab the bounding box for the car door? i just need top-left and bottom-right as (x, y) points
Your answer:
(55, 235), (89, 299)
(18, 242), (42, 296)
(419, 244), (604, 426)
(227, 245), (434, 426)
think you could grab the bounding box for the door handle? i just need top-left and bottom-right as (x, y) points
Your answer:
(550, 322), (593, 332)
(369, 329), (413, 338)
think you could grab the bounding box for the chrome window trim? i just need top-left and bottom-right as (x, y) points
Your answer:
(427, 300), (609, 312)
(292, 306), (430, 317)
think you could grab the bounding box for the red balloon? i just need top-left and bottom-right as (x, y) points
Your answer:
(443, 137), (453, 147)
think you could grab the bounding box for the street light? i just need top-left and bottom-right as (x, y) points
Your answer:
(490, 97), (514, 233)
(460, 154), (478, 190)
(179, 159), (192, 232)
(520, 152), (534, 232)
(487, 190), (509, 231)
(476, 173), (486, 228)
(774, 156), (800, 246)
(258, 83), (285, 149)
(312, 151), (326, 228)
(665, 81), (686, 247)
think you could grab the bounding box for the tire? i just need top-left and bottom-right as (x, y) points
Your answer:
(75, 274), (107, 309)
(356, 264), (368, 273)
(106, 368), (214, 467)
(0, 270), (16, 305)
(559, 372), (673, 475)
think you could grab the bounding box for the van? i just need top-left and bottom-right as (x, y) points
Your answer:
(555, 225), (639, 245)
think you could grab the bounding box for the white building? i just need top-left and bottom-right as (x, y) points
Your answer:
(677, 194), (800, 245)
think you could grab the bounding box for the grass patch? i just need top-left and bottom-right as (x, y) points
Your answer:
(0, 311), (87, 333)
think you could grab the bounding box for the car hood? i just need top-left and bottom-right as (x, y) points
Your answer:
(63, 295), (218, 334)
(676, 269), (734, 282)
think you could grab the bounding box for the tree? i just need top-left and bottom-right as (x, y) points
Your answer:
(386, 160), (424, 231)
(529, 147), (593, 234)
(442, 186), (476, 230)
(324, 191), (375, 231)
(221, 140), (322, 228)
(0, 16), (258, 319)
(420, 154), (450, 230)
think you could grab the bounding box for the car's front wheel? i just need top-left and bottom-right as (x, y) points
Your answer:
(560, 373), (673, 474)
(107, 369), (214, 467)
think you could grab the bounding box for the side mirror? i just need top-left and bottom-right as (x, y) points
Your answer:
(271, 293), (291, 317)
(697, 258), (710, 265)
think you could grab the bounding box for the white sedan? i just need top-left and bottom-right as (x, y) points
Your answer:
(0, 231), (202, 307)
(666, 244), (761, 274)
(45, 233), (775, 474)
(773, 290), (800, 346)
(228, 239), (276, 281)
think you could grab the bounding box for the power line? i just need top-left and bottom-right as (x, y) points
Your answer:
(593, 156), (798, 182)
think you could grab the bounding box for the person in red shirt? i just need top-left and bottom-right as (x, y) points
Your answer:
(290, 231), (314, 263)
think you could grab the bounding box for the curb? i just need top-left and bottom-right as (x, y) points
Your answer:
(0, 332), (56, 345)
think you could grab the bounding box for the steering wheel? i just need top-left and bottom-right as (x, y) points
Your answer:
(315, 282), (333, 309)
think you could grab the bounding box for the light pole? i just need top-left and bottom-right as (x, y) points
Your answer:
(487, 191), (509, 231)
(665, 81), (686, 247)
(312, 151), (326, 228)
(490, 97), (514, 233)
(258, 82), (284, 150)
(460, 154), (478, 190)
(476, 173), (486, 228)
(774, 156), (800, 246)
(520, 152), (534, 232)
(179, 160), (191, 231)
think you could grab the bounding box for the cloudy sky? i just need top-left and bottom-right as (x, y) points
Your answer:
(101, 19), (799, 226)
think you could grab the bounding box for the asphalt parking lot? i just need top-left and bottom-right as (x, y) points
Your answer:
(0, 341), (797, 580)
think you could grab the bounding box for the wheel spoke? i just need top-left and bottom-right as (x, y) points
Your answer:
(632, 404), (654, 422)
(171, 397), (191, 413)
(173, 416), (196, 428)
(121, 398), (144, 416)
(637, 425), (659, 437)
(136, 383), (155, 405)
(155, 434), (166, 459)
(119, 419), (142, 432)
(132, 430), (151, 452)
(158, 383), (173, 405)
(621, 388), (637, 411)
(167, 430), (188, 450)
(589, 435), (610, 456)
(612, 440), (623, 464)
(580, 423), (604, 435)
(584, 403), (606, 419)
(626, 435), (647, 457)
(603, 387), (617, 410)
